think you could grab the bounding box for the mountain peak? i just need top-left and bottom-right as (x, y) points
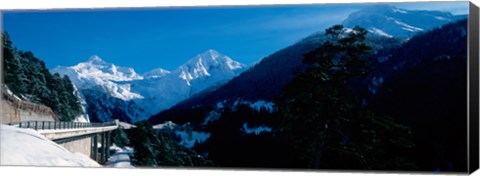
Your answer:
(54, 55), (143, 87)
(191, 50), (245, 69)
(197, 49), (222, 61)
(143, 68), (171, 79)
(187, 49), (226, 65)
(175, 50), (247, 82)
(205, 49), (220, 55)
(87, 55), (107, 64)
(342, 5), (463, 38)
(362, 4), (394, 11)
(357, 4), (410, 14)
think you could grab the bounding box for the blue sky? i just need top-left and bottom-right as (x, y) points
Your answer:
(2, 2), (468, 73)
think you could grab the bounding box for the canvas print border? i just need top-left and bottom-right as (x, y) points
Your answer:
(0, 0), (479, 175)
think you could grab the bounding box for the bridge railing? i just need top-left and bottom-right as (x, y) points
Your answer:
(6, 121), (116, 131)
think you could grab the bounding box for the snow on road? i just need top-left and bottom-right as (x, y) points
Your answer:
(0, 124), (100, 167)
(105, 145), (134, 168)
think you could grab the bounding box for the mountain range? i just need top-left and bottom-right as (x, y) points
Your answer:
(342, 5), (466, 38)
(149, 4), (466, 124)
(148, 11), (468, 171)
(48, 4), (468, 170)
(52, 4), (465, 124)
(53, 50), (247, 122)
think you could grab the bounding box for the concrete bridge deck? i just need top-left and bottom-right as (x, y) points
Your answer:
(4, 120), (132, 164)
(38, 125), (118, 141)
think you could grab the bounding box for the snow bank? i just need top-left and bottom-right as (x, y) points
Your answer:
(106, 145), (134, 168)
(0, 124), (100, 167)
(242, 123), (272, 135)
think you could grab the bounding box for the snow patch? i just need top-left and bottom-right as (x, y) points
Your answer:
(3, 85), (22, 101)
(153, 122), (210, 148)
(106, 145), (134, 168)
(216, 101), (226, 109)
(434, 16), (450, 21)
(72, 84), (90, 123)
(242, 123), (272, 135)
(392, 8), (408, 14)
(202, 110), (221, 126)
(175, 130), (211, 149)
(249, 100), (275, 113)
(370, 28), (393, 38)
(343, 5), (461, 39)
(73, 115), (90, 122)
(0, 124), (100, 167)
(152, 121), (179, 130)
(231, 99), (276, 113)
(391, 19), (424, 32)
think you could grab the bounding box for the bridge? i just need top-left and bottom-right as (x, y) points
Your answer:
(1, 87), (136, 165)
(6, 120), (121, 164)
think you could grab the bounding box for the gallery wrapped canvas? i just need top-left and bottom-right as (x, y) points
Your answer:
(0, 0), (478, 175)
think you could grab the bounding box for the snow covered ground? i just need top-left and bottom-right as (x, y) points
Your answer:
(154, 121), (211, 149)
(175, 130), (211, 149)
(242, 123), (272, 135)
(0, 124), (100, 167)
(105, 145), (134, 168)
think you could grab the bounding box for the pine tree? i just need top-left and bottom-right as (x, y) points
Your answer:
(2, 32), (83, 121)
(129, 121), (213, 167)
(2, 32), (26, 94)
(112, 127), (131, 148)
(275, 25), (416, 170)
(130, 121), (160, 166)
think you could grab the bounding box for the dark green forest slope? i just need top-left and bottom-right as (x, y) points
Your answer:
(145, 19), (468, 172)
(2, 32), (82, 121)
(369, 19), (468, 172)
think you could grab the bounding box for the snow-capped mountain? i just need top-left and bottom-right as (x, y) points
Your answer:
(173, 49), (246, 93)
(176, 50), (245, 83)
(53, 50), (247, 123)
(342, 4), (466, 38)
(129, 50), (247, 117)
(53, 55), (144, 101)
(142, 68), (170, 79)
(149, 5), (468, 125)
(68, 55), (142, 83)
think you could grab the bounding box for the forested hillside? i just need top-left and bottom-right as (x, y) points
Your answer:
(2, 32), (82, 121)
(150, 31), (402, 125)
(369, 19), (468, 171)
(143, 19), (468, 171)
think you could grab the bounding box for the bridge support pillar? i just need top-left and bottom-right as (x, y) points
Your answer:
(100, 132), (106, 164)
(92, 134), (98, 161)
(98, 131), (112, 164)
(106, 131), (111, 160)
